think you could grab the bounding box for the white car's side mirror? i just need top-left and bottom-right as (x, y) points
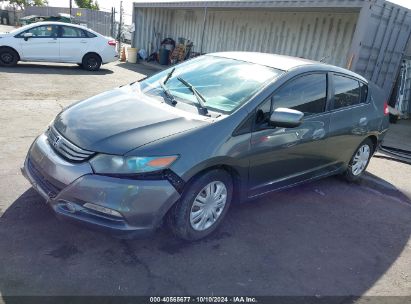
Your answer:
(22, 32), (33, 41)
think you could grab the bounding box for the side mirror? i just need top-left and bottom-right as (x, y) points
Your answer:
(269, 108), (304, 128)
(23, 32), (33, 41)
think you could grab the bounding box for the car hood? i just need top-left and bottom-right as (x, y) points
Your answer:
(0, 32), (9, 38)
(53, 86), (210, 155)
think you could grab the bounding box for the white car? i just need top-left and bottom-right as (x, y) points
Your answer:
(0, 22), (118, 71)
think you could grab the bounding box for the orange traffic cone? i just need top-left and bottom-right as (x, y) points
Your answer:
(120, 46), (127, 62)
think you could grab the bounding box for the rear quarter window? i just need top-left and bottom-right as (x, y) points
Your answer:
(360, 82), (368, 103)
(84, 30), (97, 38)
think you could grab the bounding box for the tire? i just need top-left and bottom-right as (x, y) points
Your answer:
(167, 169), (233, 241)
(77, 63), (83, 68)
(0, 47), (18, 67)
(343, 138), (374, 182)
(82, 53), (101, 71)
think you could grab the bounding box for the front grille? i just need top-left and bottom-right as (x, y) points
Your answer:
(27, 159), (62, 199)
(47, 126), (95, 162)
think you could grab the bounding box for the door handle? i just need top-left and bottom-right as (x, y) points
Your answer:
(48, 41), (57, 43)
(80, 40), (87, 43)
(359, 117), (368, 126)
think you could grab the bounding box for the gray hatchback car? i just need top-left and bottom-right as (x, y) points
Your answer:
(22, 52), (389, 240)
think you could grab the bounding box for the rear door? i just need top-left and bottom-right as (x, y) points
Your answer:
(248, 72), (335, 197)
(328, 74), (371, 165)
(58, 25), (89, 62)
(18, 24), (59, 61)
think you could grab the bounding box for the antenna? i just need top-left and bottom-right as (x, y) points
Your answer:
(320, 55), (329, 63)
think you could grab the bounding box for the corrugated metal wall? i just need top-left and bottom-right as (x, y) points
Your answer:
(133, 1), (411, 100)
(24, 6), (113, 37)
(134, 7), (359, 67)
(134, 8), (174, 53)
(402, 59), (411, 116)
(349, 0), (411, 100)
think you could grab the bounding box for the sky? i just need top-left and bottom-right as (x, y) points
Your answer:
(388, 0), (411, 8)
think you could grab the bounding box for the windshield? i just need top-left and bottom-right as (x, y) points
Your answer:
(139, 55), (283, 114)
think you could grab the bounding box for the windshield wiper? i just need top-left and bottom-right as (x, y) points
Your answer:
(164, 67), (175, 84)
(159, 68), (177, 105)
(159, 81), (177, 105)
(177, 76), (208, 115)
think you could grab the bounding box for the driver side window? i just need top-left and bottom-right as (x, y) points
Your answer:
(273, 73), (327, 115)
(255, 98), (272, 128)
(255, 73), (327, 129)
(19, 25), (58, 38)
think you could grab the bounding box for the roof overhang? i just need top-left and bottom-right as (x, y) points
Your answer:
(133, 0), (366, 11)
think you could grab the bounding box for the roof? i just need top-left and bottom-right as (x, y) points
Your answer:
(208, 52), (368, 82)
(209, 52), (317, 71)
(14, 21), (98, 34)
(133, 0), (366, 11)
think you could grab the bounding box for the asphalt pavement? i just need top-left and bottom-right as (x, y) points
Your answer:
(0, 33), (410, 297)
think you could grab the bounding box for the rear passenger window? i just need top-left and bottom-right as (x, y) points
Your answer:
(273, 74), (327, 115)
(333, 75), (360, 109)
(61, 26), (87, 38)
(360, 82), (368, 103)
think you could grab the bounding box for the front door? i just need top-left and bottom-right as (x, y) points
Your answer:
(59, 25), (89, 62)
(248, 73), (334, 197)
(19, 24), (59, 61)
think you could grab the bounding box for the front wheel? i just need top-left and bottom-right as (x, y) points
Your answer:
(167, 169), (233, 241)
(0, 48), (18, 67)
(343, 138), (374, 182)
(82, 54), (102, 71)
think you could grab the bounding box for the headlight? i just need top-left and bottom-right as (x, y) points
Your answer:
(89, 154), (179, 175)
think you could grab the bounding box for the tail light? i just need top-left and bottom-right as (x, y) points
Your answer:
(383, 102), (389, 116)
(108, 40), (116, 46)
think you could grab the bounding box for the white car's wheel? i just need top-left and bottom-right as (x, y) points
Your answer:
(0, 47), (18, 67)
(82, 54), (102, 71)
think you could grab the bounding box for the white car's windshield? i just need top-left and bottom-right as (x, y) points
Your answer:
(140, 55), (283, 114)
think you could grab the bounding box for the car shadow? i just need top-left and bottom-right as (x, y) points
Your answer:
(0, 63), (114, 75)
(0, 175), (410, 297)
(116, 62), (161, 76)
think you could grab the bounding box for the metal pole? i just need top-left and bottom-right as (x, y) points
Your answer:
(111, 7), (114, 37)
(69, 0), (72, 16)
(118, 1), (123, 57)
(113, 7), (116, 38)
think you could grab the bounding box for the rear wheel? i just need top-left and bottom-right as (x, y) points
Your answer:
(167, 169), (233, 241)
(0, 48), (18, 67)
(82, 53), (101, 71)
(343, 138), (374, 182)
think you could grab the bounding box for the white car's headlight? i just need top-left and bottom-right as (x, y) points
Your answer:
(89, 154), (179, 175)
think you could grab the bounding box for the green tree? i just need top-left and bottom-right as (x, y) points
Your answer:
(74, 0), (99, 10)
(7, 0), (48, 9)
